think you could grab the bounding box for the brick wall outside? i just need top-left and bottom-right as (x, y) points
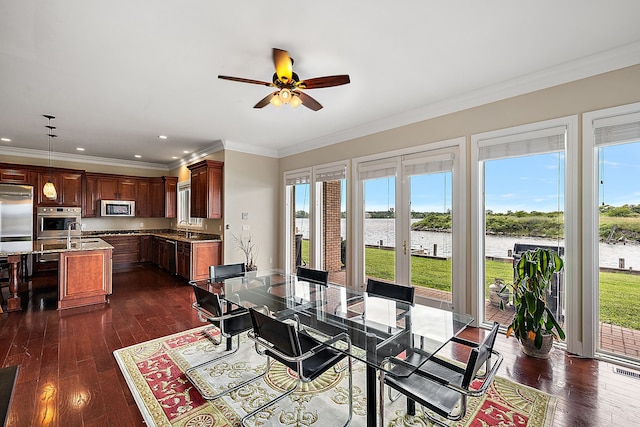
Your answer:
(322, 181), (342, 272)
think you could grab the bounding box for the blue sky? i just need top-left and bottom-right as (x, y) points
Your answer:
(295, 141), (640, 214)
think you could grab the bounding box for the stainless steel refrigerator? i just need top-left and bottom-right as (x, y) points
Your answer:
(0, 183), (34, 254)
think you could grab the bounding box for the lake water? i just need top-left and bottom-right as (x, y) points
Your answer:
(295, 218), (640, 269)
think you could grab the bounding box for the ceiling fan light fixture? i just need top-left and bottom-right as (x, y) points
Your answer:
(270, 94), (283, 107)
(278, 88), (292, 104)
(290, 93), (302, 108)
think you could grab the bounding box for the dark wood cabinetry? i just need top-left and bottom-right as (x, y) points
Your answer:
(0, 166), (35, 185)
(176, 241), (190, 279)
(188, 160), (223, 219)
(82, 173), (177, 218)
(139, 235), (152, 262)
(101, 235), (140, 270)
(37, 170), (83, 206)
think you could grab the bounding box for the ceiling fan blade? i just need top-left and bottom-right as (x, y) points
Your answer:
(273, 48), (293, 84)
(295, 91), (323, 111)
(254, 92), (279, 108)
(218, 75), (274, 87)
(298, 75), (350, 89)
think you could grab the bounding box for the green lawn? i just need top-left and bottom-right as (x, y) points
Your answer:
(301, 240), (640, 329)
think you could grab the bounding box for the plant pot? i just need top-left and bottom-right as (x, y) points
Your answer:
(519, 334), (554, 359)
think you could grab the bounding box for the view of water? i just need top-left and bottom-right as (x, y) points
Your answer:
(295, 218), (640, 269)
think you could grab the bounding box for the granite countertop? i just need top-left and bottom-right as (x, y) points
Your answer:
(84, 229), (222, 243)
(0, 238), (113, 257)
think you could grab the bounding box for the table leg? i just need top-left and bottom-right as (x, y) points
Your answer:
(6, 255), (22, 312)
(366, 364), (377, 427)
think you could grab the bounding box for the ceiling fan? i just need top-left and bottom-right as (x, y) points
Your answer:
(218, 48), (350, 111)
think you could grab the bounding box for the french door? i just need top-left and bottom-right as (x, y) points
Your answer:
(356, 143), (464, 309)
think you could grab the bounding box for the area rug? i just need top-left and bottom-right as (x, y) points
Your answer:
(114, 325), (556, 427)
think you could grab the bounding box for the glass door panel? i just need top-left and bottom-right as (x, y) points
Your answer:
(408, 172), (453, 303)
(363, 176), (396, 282)
(597, 142), (640, 361)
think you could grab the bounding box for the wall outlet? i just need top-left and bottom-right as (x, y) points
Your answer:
(219, 225), (222, 231)
(269, 257), (272, 265)
(81, 223), (86, 230)
(139, 222), (144, 227)
(242, 212), (249, 220)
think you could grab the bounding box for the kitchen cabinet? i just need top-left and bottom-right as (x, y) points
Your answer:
(156, 238), (176, 274)
(37, 170), (83, 207)
(190, 241), (221, 281)
(100, 235), (140, 270)
(82, 173), (100, 217)
(176, 241), (190, 279)
(149, 176), (177, 218)
(97, 175), (137, 200)
(136, 179), (151, 217)
(187, 160), (223, 219)
(0, 165), (36, 185)
(139, 235), (152, 262)
(58, 248), (112, 310)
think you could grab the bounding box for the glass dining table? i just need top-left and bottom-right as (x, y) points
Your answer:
(208, 270), (474, 426)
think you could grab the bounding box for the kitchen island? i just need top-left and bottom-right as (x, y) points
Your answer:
(1, 238), (113, 312)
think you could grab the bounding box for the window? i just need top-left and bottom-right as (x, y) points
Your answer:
(177, 180), (203, 229)
(472, 117), (578, 352)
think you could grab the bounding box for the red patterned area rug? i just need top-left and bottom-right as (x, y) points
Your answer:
(114, 326), (556, 427)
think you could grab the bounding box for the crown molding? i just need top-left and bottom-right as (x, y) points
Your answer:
(0, 145), (170, 170)
(277, 40), (640, 158)
(166, 140), (225, 169)
(223, 139), (279, 158)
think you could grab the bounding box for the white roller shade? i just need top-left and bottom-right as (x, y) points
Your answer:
(594, 112), (640, 147)
(403, 153), (454, 176)
(315, 164), (347, 182)
(285, 169), (311, 186)
(478, 126), (566, 161)
(358, 158), (397, 180)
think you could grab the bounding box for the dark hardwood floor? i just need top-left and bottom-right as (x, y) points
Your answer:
(2, 265), (640, 426)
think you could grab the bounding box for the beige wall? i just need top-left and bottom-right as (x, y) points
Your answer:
(277, 64), (640, 320)
(222, 150), (279, 269)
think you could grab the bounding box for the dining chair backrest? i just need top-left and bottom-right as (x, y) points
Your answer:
(461, 322), (500, 389)
(192, 285), (223, 317)
(366, 278), (415, 305)
(249, 308), (302, 358)
(209, 263), (246, 282)
(296, 266), (329, 285)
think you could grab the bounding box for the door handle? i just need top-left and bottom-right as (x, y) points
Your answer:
(403, 240), (407, 255)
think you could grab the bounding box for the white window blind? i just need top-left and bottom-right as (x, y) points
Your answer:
(478, 126), (566, 160)
(403, 153), (454, 176)
(285, 169), (311, 186)
(594, 112), (640, 147)
(314, 164), (347, 182)
(358, 158), (397, 180)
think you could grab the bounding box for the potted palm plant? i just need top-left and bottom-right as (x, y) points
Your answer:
(500, 247), (566, 358)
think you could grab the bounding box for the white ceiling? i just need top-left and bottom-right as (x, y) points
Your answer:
(1, 1), (640, 169)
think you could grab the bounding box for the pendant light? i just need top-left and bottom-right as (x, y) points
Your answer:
(43, 114), (57, 200)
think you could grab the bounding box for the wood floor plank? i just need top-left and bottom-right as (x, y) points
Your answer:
(3, 264), (640, 426)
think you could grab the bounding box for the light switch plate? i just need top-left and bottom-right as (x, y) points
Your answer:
(242, 225), (250, 231)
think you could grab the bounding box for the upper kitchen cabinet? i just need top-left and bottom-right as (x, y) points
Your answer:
(0, 164), (37, 185)
(149, 176), (177, 218)
(96, 175), (137, 200)
(187, 160), (223, 219)
(37, 170), (83, 206)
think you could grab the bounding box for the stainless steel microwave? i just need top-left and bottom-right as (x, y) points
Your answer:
(100, 200), (135, 217)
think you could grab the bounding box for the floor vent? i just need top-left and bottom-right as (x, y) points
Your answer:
(613, 367), (640, 379)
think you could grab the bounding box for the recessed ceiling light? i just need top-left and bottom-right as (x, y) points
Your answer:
(76, 147), (85, 151)
(158, 135), (168, 140)
(1, 137), (11, 142)
(183, 150), (190, 154)
(171, 156), (178, 159)
(134, 154), (142, 158)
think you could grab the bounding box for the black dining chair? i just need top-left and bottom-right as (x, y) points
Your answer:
(185, 284), (262, 400)
(241, 308), (353, 427)
(209, 263), (246, 282)
(296, 266), (329, 285)
(366, 278), (415, 306)
(379, 322), (503, 426)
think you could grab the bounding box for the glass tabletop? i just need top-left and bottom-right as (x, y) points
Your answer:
(213, 270), (474, 376)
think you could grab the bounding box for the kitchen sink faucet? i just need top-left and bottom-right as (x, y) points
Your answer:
(179, 220), (191, 238)
(67, 221), (82, 247)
